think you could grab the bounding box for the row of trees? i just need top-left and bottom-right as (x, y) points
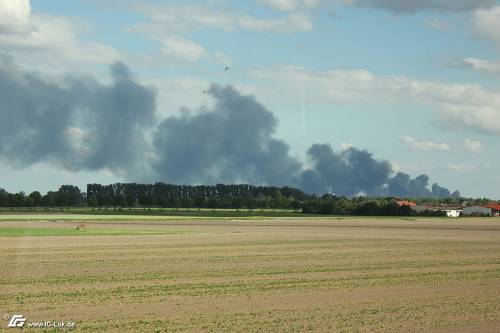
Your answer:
(86, 183), (305, 210)
(1, 182), (498, 216)
(0, 186), (84, 208)
(302, 195), (445, 216)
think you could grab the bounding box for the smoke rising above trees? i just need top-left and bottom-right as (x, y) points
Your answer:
(152, 85), (302, 186)
(0, 59), (459, 198)
(0, 56), (155, 175)
(300, 144), (393, 196)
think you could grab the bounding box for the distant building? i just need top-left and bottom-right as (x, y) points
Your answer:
(412, 205), (462, 217)
(463, 204), (500, 217)
(485, 204), (500, 216)
(443, 208), (462, 218)
(412, 205), (432, 214)
(396, 200), (417, 207)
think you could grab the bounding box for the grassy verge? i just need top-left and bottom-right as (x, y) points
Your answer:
(0, 214), (220, 221)
(75, 208), (308, 218)
(0, 207), (308, 217)
(0, 227), (193, 237)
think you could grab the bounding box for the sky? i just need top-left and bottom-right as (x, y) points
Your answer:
(0, 0), (499, 199)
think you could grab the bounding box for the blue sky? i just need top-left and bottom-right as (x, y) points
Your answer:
(0, 0), (499, 198)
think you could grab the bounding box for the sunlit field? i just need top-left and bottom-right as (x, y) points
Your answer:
(1, 215), (500, 332)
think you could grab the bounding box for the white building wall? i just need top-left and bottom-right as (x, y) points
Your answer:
(412, 206), (461, 217)
(445, 210), (461, 218)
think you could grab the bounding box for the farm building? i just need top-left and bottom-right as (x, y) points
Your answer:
(462, 204), (500, 217)
(412, 205), (462, 217)
(443, 208), (462, 218)
(396, 200), (417, 207)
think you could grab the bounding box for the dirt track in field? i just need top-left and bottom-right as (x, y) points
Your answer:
(1, 217), (500, 332)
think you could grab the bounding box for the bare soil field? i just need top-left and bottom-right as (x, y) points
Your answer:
(1, 217), (500, 332)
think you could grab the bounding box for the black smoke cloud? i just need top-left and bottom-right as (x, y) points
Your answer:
(300, 144), (392, 196)
(298, 144), (458, 197)
(0, 58), (459, 198)
(0, 57), (155, 175)
(387, 172), (430, 197)
(152, 85), (302, 186)
(346, 0), (495, 13)
(388, 173), (459, 198)
(151, 86), (459, 197)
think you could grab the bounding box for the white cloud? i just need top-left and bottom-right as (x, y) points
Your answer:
(473, 5), (500, 48)
(241, 13), (312, 32)
(0, 7), (121, 72)
(448, 164), (475, 172)
(0, 0), (31, 35)
(0, 0), (29, 21)
(340, 142), (354, 150)
(135, 33), (232, 65)
(448, 163), (491, 172)
(127, 3), (310, 65)
(402, 137), (483, 153)
(248, 65), (500, 136)
(463, 138), (483, 153)
(256, 0), (321, 11)
(454, 57), (500, 75)
(257, 0), (299, 11)
(304, 0), (322, 8)
(130, 3), (313, 34)
(438, 104), (500, 135)
(161, 35), (208, 62)
(401, 136), (451, 152)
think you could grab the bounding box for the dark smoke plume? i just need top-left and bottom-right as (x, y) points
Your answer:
(0, 56), (155, 175)
(0, 58), (459, 198)
(386, 172), (459, 198)
(387, 172), (433, 197)
(300, 144), (392, 196)
(152, 85), (302, 186)
(300, 144), (460, 197)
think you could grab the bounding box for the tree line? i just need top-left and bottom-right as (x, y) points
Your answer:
(0, 182), (497, 216)
(301, 195), (444, 216)
(86, 183), (306, 210)
(0, 185), (84, 208)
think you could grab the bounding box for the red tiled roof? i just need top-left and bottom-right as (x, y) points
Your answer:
(396, 200), (417, 207)
(484, 204), (500, 211)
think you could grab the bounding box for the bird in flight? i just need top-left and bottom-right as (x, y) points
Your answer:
(202, 89), (208, 94)
(225, 66), (231, 72)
